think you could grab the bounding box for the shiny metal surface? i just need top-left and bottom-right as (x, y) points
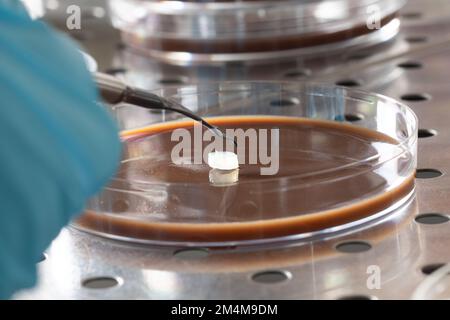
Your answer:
(16, 0), (450, 299)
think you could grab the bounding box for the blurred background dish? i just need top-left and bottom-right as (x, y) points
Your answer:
(108, 0), (406, 64)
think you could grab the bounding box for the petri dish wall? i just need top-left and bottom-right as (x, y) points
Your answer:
(108, 0), (406, 64)
(74, 82), (417, 247)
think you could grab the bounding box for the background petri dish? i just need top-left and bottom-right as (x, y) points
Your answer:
(74, 82), (417, 247)
(108, 0), (406, 64)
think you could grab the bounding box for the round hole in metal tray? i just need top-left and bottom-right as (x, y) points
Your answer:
(418, 129), (437, 138)
(401, 93), (431, 102)
(251, 270), (291, 284)
(173, 248), (209, 260)
(415, 169), (442, 179)
(421, 263), (446, 275)
(335, 79), (362, 87)
(415, 213), (449, 225)
(82, 276), (121, 289)
(335, 241), (372, 253)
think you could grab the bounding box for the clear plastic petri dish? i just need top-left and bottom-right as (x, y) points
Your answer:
(108, 0), (406, 64)
(74, 82), (417, 247)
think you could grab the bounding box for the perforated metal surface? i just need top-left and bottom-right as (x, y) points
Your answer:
(15, 0), (450, 299)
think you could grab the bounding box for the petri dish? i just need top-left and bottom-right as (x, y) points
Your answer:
(108, 0), (406, 64)
(74, 82), (417, 247)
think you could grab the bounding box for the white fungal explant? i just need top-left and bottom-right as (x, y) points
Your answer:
(207, 151), (239, 185)
(207, 151), (239, 171)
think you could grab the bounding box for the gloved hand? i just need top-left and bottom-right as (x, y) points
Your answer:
(0, 1), (121, 298)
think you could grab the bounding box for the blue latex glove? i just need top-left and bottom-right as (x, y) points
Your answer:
(0, 1), (121, 298)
